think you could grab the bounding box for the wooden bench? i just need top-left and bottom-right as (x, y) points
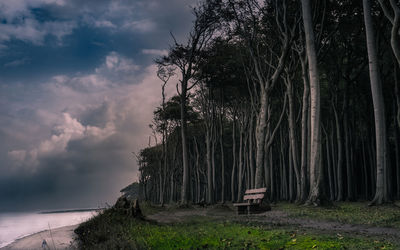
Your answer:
(233, 187), (268, 215)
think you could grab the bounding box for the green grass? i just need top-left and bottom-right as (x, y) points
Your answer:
(277, 202), (400, 228)
(75, 208), (396, 249)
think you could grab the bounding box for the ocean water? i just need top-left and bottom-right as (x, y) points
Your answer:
(0, 210), (98, 248)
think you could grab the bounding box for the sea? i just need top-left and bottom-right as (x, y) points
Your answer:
(0, 209), (99, 248)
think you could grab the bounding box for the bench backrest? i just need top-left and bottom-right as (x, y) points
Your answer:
(243, 187), (267, 204)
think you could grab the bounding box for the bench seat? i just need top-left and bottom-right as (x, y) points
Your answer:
(232, 203), (251, 206)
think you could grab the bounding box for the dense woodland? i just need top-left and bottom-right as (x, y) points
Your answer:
(136, 0), (400, 206)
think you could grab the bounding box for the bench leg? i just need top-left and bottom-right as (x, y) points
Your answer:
(247, 205), (259, 215)
(236, 206), (246, 215)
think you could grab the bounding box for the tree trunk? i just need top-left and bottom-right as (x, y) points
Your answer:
(395, 126), (400, 199)
(238, 128), (244, 201)
(344, 114), (354, 200)
(368, 137), (376, 196)
(332, 102), (343, 201)
(219, 111), (225, 203)
(324, 127), (334, 201)
(395, 63), (400, 129)
(363, 0), (390, 205)
(231, 115), (237, 201)
(194, 137), (201, 203)
(249, 113), (255, 188)
(180, 86), (190, 204)
(159, 160), (164, 205)
(255, 91), (268, 188)
(206, 129), (213, 204)
(211, 128), (216, 202)
(170, 144), (178, 203)
(289, 143), (294, 201)
(269, 149), (275, 201)
(330, 126), (338, 200)
(301, 0), (324, 205)
(300, 54), (310, 203)
(287, 78), (301, 202)
(362, 139), (369, 199)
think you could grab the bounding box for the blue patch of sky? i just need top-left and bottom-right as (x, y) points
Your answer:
(31, 7), (58, 22)
(0, 28), (113, 84)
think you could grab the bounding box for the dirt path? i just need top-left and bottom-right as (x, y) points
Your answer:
(147, 206), (400, 240)
(147, 208), (209, 223)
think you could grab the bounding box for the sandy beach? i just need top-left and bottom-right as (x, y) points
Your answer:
(1, 225), (79, 250)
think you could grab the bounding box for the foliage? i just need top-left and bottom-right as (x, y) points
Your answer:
(74, 209), (139, 249)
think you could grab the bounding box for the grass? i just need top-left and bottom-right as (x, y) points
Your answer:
(129, 221), (394, 249)
(277, 201), (400, 228)
(75, 207), (397, 249)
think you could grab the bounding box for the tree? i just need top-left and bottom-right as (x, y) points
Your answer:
(363, 0), (390, 205)
(227, 0), (297, 196)
(137, 0), (400, 207)
(156, 65), (175, 206)
(301, 0), (325, 205)
(157, 0), (221, 204)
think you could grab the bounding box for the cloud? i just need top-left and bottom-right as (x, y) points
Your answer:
(0, 0), (198, 211)
(123, 19), (156, 32)
(104, 52), (139, 72)
(45, 52), (140, 95)
(0, 19), (76, 45)
(8, 150), (26, 164)
(1, 51), (177, 211)
(0, 0), (198, 59)
(94, 20), (116, 28)
(142, 49), (168, 56)
(0, 1), (76, 45)
(8, 112), (116, 171)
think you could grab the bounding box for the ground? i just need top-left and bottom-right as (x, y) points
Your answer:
(2, 225), (77, 250)
(75, 201), (400, 249)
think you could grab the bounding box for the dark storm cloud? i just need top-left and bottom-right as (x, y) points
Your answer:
(0, 0), (194, 211)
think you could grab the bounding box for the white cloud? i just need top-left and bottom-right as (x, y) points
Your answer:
(8, 112), (116, 170)
(105, 53), (119, 69)
(104, 52), (140, 72)
(39, 113), (85, 155)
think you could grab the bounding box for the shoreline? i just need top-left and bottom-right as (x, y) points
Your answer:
(1, 224), (80, 250)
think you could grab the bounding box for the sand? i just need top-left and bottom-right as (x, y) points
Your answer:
(1, 225), (79, 250)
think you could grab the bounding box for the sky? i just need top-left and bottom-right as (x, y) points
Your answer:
(0, 0), (197, 212)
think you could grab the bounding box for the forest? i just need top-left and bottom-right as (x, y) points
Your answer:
(136, 0), (400, 207)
